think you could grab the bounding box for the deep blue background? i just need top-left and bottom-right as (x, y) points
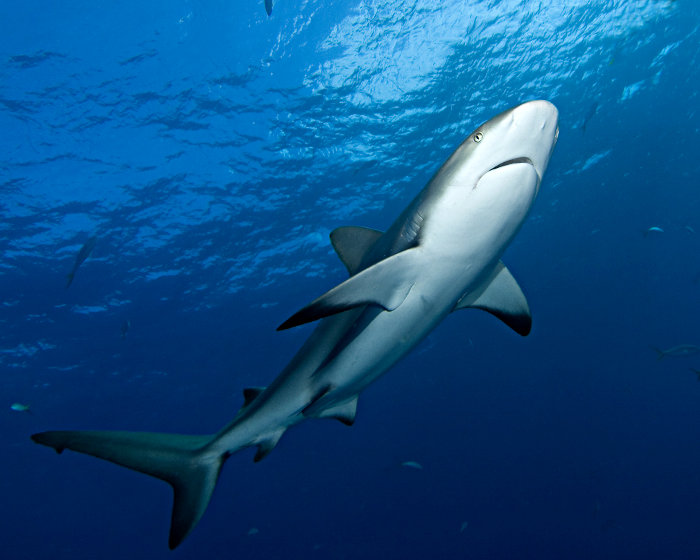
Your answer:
(2, 1), (699, 558)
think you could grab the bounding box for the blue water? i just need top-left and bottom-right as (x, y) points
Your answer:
(2, 0), (699, 558)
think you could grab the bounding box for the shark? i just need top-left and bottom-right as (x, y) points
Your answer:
(65, 235), (97, 288)
(31, 100), (559, 549)
(652, 344), (700, 359)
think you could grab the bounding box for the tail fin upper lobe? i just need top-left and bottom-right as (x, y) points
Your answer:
(31, 430), (223, 549)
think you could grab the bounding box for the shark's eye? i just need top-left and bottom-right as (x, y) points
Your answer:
(473, 132), (483, 143)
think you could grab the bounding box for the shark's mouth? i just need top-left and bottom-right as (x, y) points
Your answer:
(474, 156), (540, 193)
(489, 156), (534, 172)
(488, 156), (540, 185)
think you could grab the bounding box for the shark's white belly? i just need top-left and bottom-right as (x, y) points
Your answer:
(313, 259), (483, 401)
(315, 162), (540, 403)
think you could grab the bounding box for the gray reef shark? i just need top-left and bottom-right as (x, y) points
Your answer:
(32, 100), (559, 549)
(65, 235), (97, 288)
(652, 344), (700, 359)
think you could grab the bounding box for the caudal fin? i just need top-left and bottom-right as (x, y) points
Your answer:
(31, 430), (222, 549)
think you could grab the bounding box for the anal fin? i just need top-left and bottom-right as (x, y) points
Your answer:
(253, 429), (285, 462)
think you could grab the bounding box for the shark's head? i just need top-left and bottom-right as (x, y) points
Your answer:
(470, 100), (559, 189)
(418, 100), (559, 255)
(439, 100), (559, 195)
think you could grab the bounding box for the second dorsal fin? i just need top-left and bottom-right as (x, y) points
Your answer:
(242, 387), (266, 408)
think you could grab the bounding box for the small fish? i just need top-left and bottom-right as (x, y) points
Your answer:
(460, 521), (469, 533)
(685, 225), (695, 234)
(247, 527), (259, 536)
(121, 320), (131, 339)
(652, 345), (700, 360)
(581, 102), (598, 133)
(10, 403), (32, 414)
(66, 235), (97, 288)
(642, 226), (664, 237)
(264, 0), (273, 16)
(401, 460), (423, 470)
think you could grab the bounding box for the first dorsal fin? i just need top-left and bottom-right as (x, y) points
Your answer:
(330, 226), (383, 275)
(277, 248), (419, 330)
(454, 261), (532, 336)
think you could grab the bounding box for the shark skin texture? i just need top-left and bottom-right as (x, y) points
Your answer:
(31, 100), (559, 550)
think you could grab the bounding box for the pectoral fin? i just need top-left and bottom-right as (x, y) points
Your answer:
(454, 261), (532, 336)
(330, 226), (383, 275)
(277, 248), (419, 330)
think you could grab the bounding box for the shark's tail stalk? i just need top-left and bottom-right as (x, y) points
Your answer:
(31, 430), (224, 549)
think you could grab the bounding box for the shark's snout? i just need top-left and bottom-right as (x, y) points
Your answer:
(508, 100), (559, 183)
(515, 99), (559, 127)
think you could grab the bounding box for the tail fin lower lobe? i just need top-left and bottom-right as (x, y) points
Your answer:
(31, 430), (222, 549)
